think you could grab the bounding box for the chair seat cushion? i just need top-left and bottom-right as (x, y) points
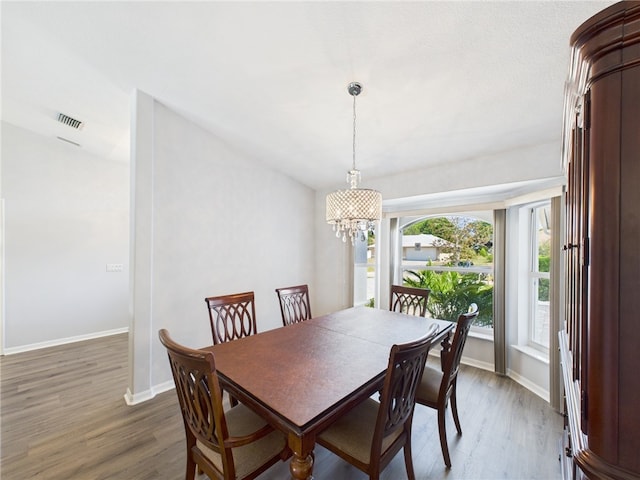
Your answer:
(196, 403), (286, 478)
(416, 365), (443, 405)
(317, 398), (402, 465)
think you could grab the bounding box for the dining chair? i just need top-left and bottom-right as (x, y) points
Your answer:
(275, 284), (312, 326)
(389, 285), (431, 317)
(316, 323), (440, 480)
(415, 303), (479, 468)
(205, 291), (257, 345)
(159, 329), (290, 480)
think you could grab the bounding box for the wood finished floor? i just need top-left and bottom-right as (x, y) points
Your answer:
(1, 333), (563, 479)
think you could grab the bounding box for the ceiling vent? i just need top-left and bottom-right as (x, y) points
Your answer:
(57, 112), (84, 129)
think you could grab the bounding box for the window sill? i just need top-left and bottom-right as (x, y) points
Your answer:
(511, 344), (549, 365)
(468, 329), (493, 342)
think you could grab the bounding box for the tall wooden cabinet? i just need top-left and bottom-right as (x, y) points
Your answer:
(560, 2), (640, 479)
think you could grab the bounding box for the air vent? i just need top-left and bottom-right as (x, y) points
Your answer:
(57, 112), (84, 129)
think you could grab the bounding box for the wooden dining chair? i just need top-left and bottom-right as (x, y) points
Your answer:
(275, 284), (312, 326)
(158, 329), (289, 480)
(205, 291), (257, 345)
(316, 323), (440, 480)
(415, 303), (479, 468)
(389, 285), (431, 317)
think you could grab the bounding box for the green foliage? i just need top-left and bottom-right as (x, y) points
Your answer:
(470, 221), (493, 247)
(538, 239), (550, 257)
(404, 217), (457, 244)
(538, 278), (550, 302)
(365, 297), (375, 308)
(538, 255), (550, 273)
(404, 269), (493, 327)
(475, 247), (493, 264)
(367, 230), (376, 246)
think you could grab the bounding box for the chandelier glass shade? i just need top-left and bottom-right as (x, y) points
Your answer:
(326, 82), (382, 244)
(326, 171), (382, 243)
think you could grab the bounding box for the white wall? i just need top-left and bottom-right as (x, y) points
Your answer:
(127, 91), (316, 403)
(369, 141), (562, 201)
(1, 122), (130, 352)
(314, 189), (353, 315)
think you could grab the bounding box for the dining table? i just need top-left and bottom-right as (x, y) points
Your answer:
(206, 306), (455, 480)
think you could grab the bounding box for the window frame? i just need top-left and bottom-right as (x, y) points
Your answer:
(526, 202), (551, 353)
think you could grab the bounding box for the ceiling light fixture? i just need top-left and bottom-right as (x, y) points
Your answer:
(326, 82), (382, 244)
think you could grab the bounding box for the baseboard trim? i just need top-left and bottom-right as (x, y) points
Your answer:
(124, 380), (175, 406)
(460, 355), (494, 372)
(3, 327), (129, 355)
(428, 350), (495, 372)
(507, 368), (550, 402)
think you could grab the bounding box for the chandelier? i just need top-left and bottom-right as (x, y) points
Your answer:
(326, 82), (382, 244)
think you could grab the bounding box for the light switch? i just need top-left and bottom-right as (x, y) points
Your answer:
(106, 263), (123, 272)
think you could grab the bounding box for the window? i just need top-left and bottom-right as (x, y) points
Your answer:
(353, 231), (373, 307)
(398, 214), (494, 328)
(528, 203), (551, 350)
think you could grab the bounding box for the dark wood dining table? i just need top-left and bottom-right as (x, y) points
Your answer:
(206, 306), (455, 480)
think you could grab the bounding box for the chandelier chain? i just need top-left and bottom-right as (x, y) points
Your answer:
(352, 93), (357, 171)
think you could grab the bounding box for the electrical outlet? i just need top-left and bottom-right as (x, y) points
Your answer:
(106, 263), (123, 272)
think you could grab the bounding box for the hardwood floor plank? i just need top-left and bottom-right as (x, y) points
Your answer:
(1, 334), (562, 479)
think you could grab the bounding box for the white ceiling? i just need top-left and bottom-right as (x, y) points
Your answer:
(1, 1), (613, 191)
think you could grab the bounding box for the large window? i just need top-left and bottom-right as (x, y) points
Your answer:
(398, 214), (494, 328)
(528, 203), (551, 350)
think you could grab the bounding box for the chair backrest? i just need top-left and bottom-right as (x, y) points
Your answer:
(205, 291), (257, 345)
(372, 323), (440, 455)
(275, 284), (312, 326)
(158, 329), (231, 468)
(440, 303), (478, 398)
(389, 285), (430, 317)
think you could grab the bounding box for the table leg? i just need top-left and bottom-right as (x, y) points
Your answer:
(288, 434), (314, 480)
(289, 452), (313, 480)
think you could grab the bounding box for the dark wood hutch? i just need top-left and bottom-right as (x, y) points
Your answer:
(560, 2), (640, 479)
